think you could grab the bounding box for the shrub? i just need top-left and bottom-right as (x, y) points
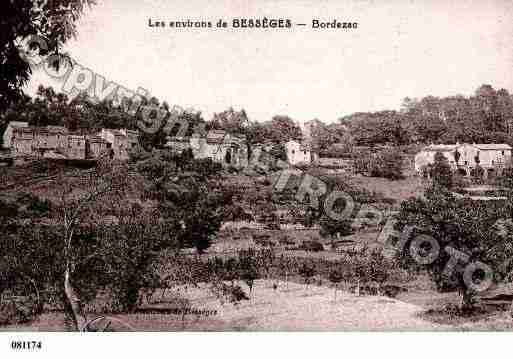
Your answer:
(300, 240), (324, 252)
(328, 268), (344, 300)
(431, 151), (453, 188)
(298, 263), (316, 289)
(238, 249), (260, 295)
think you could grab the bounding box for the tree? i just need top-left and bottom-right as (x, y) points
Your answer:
(299, 262), (316, 291)
(377, 149), (404, 180)
(209, 107), (249, 135)
(268, 143), (287, 163)
(431, 151), (453, 188)
(136, 150), (230, 254)
(0, 0), (95, 111)
(237, 249), (260, 297)
(453, 149), (461, 165)
(267, 115), (302, 143)
(358, 149), (404, 180)
(319, 216), (353, 240)
(54, 160), (129, 330)
(328, 268), (343, 301)
(396, 187), (513, 310)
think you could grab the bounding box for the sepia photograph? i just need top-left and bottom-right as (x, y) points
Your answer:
(1, 0), (513, 356)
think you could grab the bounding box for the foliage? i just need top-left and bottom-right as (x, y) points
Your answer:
(431, 151), (453, 188)
(0, 1), (96, 111)
(298, 262), (316, 289)
(342, 85), (513, 146)
(353, 148), (404, 180)
(319, 216), (353, 239)
(237, 249), (260, 294)
(299, 240), (324, 252)
(137, 151), (228, 254)
(395, 186), (513, 308)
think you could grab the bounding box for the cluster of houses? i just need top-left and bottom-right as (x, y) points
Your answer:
(1, 121), (138, 162)
(165, 130), (250, 167)
(7, 119), (509, 180)
(164, 131), (319, 168)
(414, 142), (512, 178)
(1, 121), (320, 167)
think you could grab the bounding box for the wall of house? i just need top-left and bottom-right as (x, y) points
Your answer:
(66, 136), (86, 159)
(286, 141), (311, 165)
(88, 141), (109, 159)
(415, 145), (513, 175)
(2, 126), (13, 149)
(476, 149), (510, 167)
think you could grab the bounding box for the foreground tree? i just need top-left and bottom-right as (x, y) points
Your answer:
(1, 0), (96, 111)
(395, 186), (513, 310)
(54, 160), (130, 330)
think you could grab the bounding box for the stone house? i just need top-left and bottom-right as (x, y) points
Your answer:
(2, 121), (29, 149)
(285, 139), (317, 165)
(9, 125), (74, 158)
(97, 128), (134, 161)
(86, 135), (111, 159)
(191, 130), (248, 167)
(414, 142), (512, 178)
(66, 135), (87, 159)
(2, 121), (138, 162)
(166, 130), (249, 167)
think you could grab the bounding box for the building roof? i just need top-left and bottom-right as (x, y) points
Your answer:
(88, 135), (110, 144)
(206, 130), (227, 144)
(474, 144), (512, 150)
(205, 130), (245, 145)
(422, 143), (512, 152)
(13, 127), (34, 134)
(45, 126), (68, 134)
(423, 144), (458, 152)
(13, 125), (68, 135)
(286, 139), (311, 151)
(7, 121), (28, 128)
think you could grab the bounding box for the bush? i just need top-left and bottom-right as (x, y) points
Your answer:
(355, 149), (404, 180)
(431, 151), (453, 188)
(300, 240), (324, 252)
(298, 263), (316, 289)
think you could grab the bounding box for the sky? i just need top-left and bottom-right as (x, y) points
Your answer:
(25, 0), (513, 124)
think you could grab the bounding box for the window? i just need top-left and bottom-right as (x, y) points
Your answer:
(464, 161), (468, 165)
(502, 150), (505, 155)
(303, 150), (307, 155)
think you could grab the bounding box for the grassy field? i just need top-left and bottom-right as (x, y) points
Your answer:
(347, 175), (427, 204)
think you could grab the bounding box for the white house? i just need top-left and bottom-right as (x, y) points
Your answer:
(285, 140), (314, 165)
(414, 142), (512, 177)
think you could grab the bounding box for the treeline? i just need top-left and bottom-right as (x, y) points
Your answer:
(2, 84), (512, 151)
(343, 84), (513, 146)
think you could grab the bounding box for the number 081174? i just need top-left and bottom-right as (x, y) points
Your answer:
(11, 341), (42, 350)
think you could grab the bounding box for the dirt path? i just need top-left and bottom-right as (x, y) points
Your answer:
(184, 280), (452, 331)
(2, 280), (453, 331)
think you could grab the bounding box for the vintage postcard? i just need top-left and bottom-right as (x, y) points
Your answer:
(1, 0), (513, 345)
